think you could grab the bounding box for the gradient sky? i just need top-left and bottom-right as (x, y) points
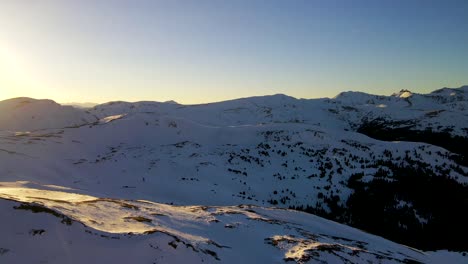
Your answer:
(1, 0), (468, 104)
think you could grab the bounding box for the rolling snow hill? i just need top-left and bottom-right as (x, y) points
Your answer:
(0, 97), (97, 131)
(0, 182), (465, 264)
(0, 86), (467, 263)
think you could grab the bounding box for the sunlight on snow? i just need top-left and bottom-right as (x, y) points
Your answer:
(0, 181), (212, 243)
(100, 114), (126, 124)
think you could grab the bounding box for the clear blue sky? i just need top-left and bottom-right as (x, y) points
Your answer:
(1, 0), (467, 103)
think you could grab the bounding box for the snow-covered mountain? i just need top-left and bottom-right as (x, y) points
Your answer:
(335, 86), (468, 135)
(1, 86), (467, 263)
(0, 97), (97, 131)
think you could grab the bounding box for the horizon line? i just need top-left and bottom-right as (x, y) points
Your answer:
(2, 85), (467, 107)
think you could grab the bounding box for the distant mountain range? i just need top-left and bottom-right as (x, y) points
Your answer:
(0, 86), (467, 263)
(62, 102), (99, 109)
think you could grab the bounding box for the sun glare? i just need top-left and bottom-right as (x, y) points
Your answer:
(0, 45), (26, 94)
(0, 43), (45, 100)
(0, 45), (20, 75)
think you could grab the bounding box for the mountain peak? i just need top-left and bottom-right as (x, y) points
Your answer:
(164, 100), (179, 105)
(392, 89), (413, 98)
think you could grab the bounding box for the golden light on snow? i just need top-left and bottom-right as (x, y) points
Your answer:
(0, 182), (95, 202)
(399, 91), (413, 98)
(100, 114), (126, 124)
(0, 181), (212, 239)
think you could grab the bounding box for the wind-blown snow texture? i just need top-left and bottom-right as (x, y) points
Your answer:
(0, 86), (467, 263)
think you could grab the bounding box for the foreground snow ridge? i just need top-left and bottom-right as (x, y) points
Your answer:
(0, 182), (464, 264)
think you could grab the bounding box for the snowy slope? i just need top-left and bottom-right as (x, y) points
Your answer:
(0, 86), (467, 262)
(0, 182), (466, 264)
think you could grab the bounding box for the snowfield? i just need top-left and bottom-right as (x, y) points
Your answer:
(0, 182), (466, 264)
(0, 86), (467, 263)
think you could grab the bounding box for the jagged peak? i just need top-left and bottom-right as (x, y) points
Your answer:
(392, 89), (413, 98)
